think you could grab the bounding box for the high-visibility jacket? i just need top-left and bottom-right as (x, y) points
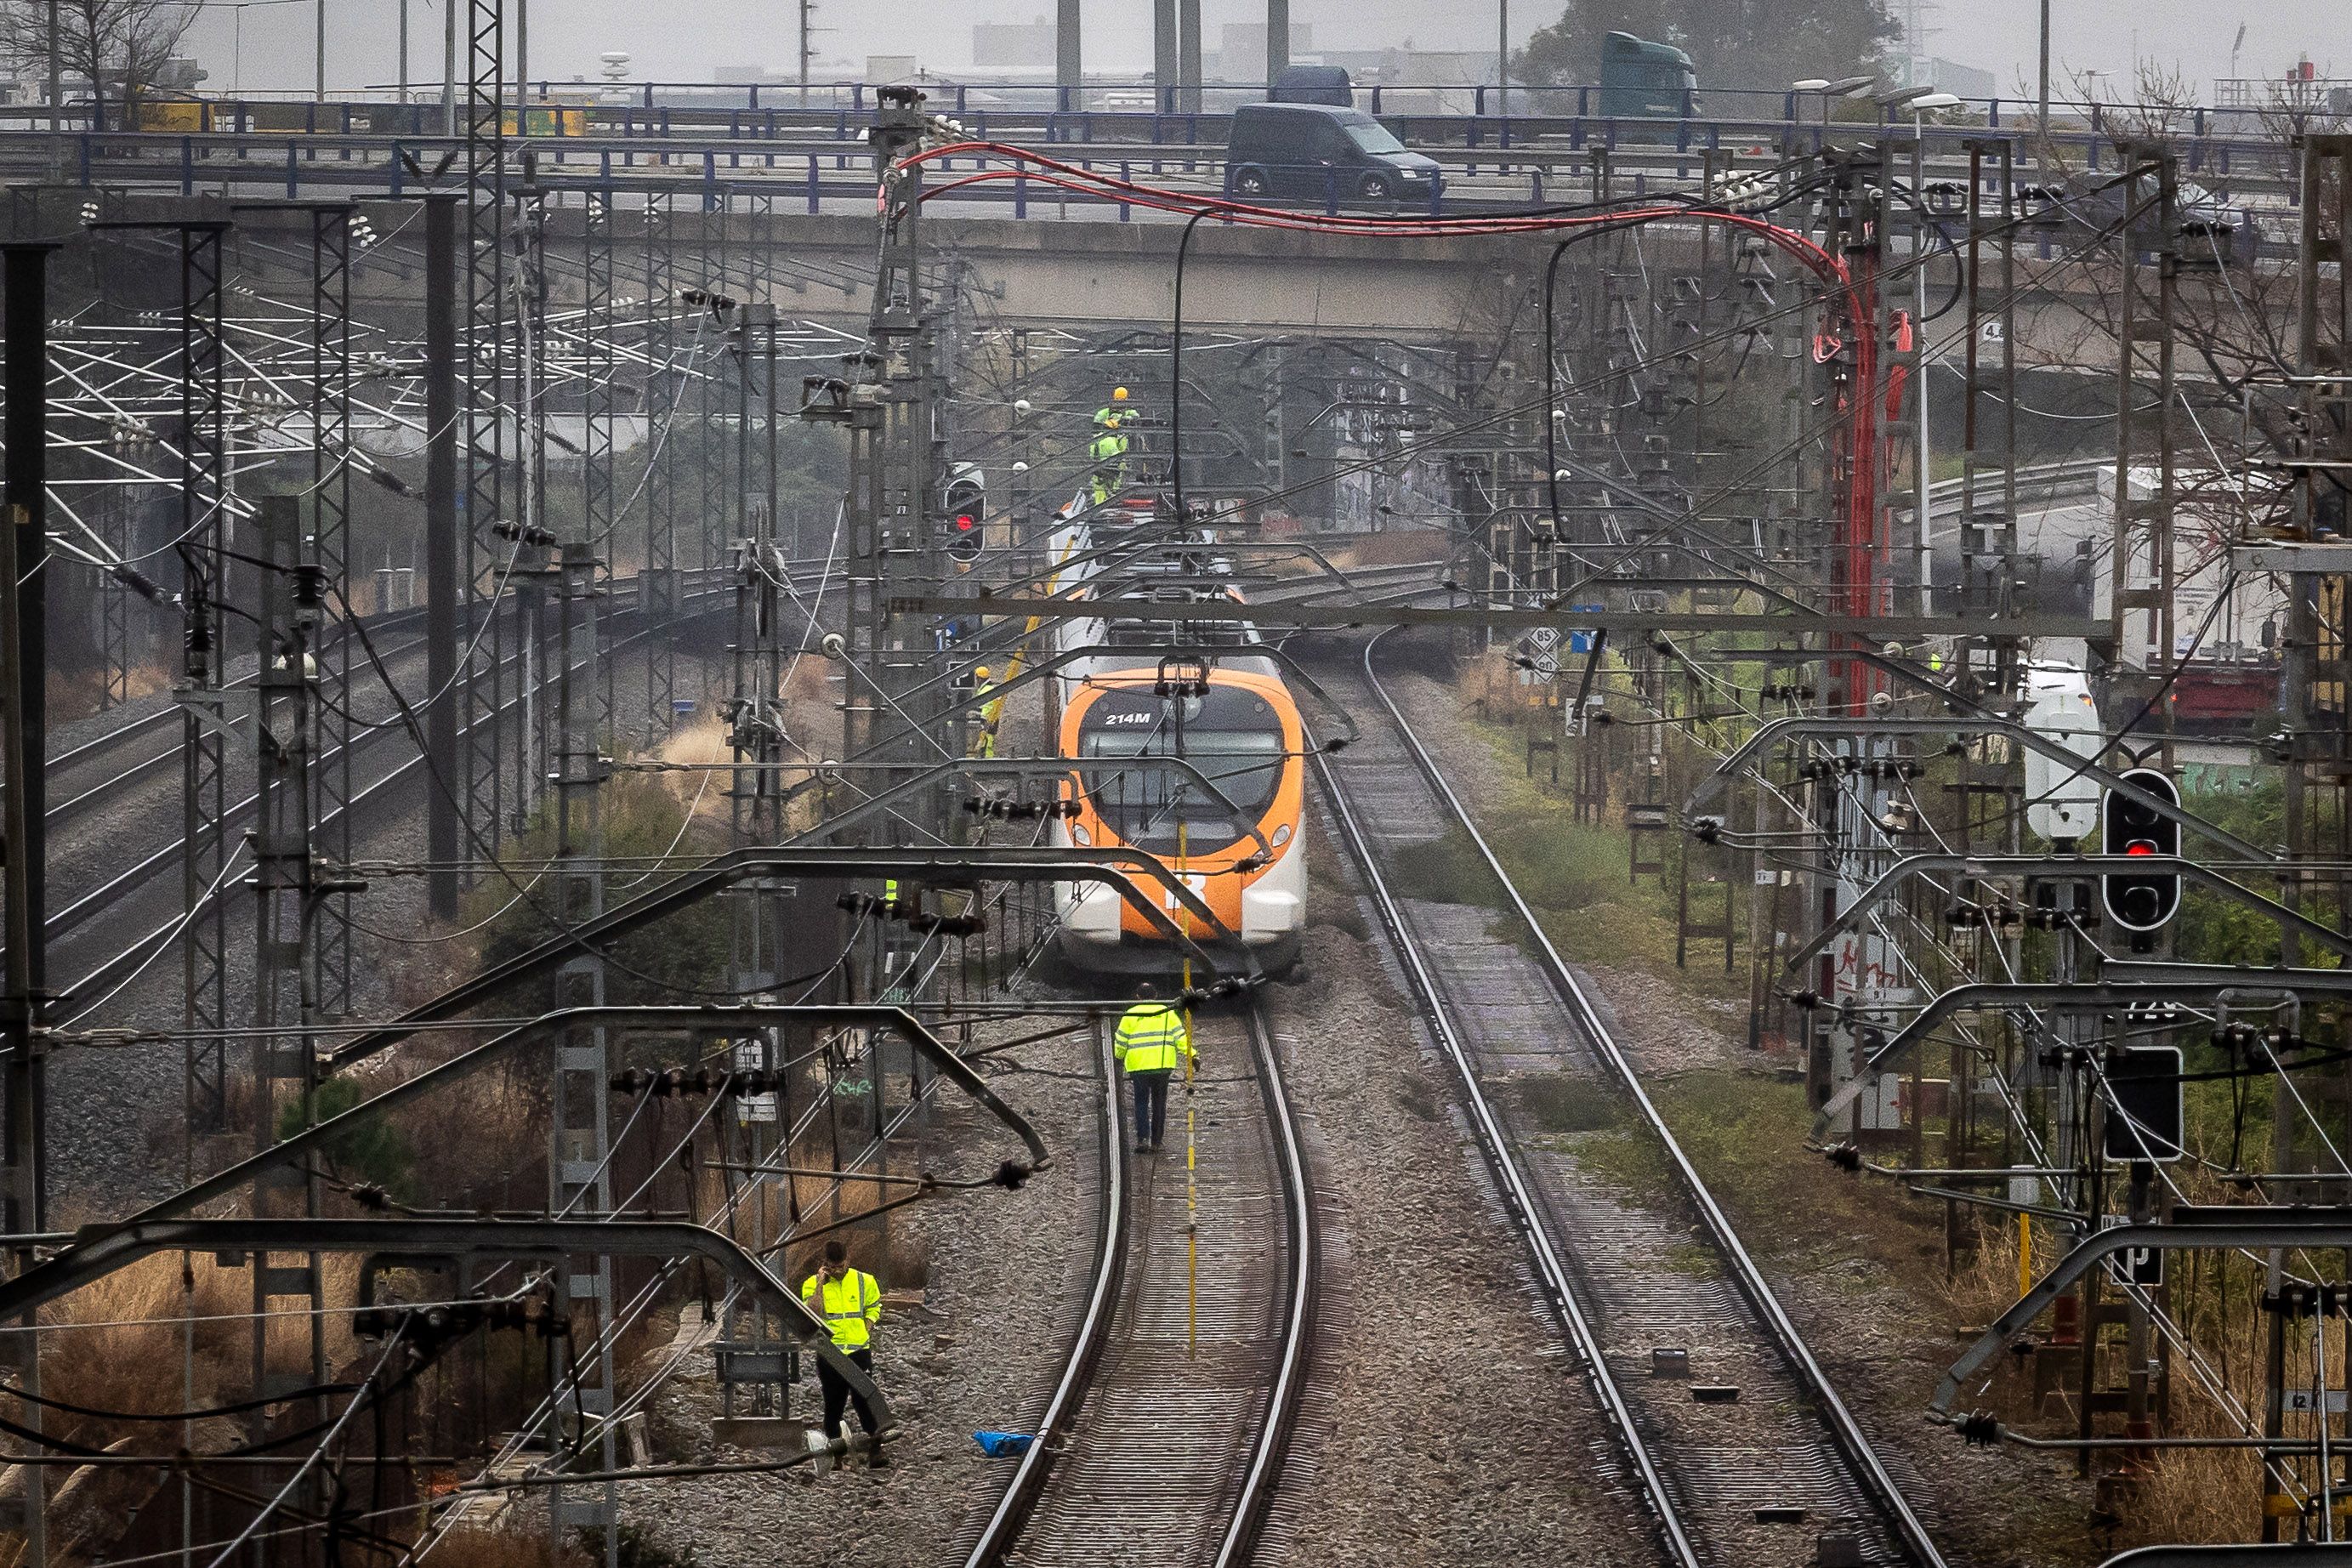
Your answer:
(964, 687), (1005, 758)
(1088, 430), (1129, 505)
(1114, 1003), (1194, 1074)
(802, 1267), (883, 1351)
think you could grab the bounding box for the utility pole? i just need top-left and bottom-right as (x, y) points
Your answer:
(424, 196), (461, 921)
(43, 0), (58, 133)
(0, 240), (54, 1568)
(1265, 0), (1289, 86)
(315, 0), (327, 100)
(548, 537), (616, 1566)
(247, 492), (330, 1462)
(799, 0), (815, 105)
(399, 0), (410, 102)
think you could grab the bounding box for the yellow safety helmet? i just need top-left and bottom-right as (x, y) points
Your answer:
(1111, 386), (1129, 401)
(974, 666), (992, 681)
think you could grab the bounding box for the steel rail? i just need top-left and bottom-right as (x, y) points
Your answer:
(34, 564), (758, 959)
(48, 580), (735, 1019)
(41, 625), (433, 826)
(1352, 630), (1946, 1568)
(963, 997), (1315, 1568)
(959, 1016), (1131, 1568)
(31, 558), (748, 809)
(1310, 719), (1702, 1568)
(1213, 1000), (1319, 1568)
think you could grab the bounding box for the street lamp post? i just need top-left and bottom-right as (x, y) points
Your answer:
(44, 0), (59, 137)
(1790, 75), (1878, 132)
(1497, 0), (1508, 119)
(2037, 0), (2052, 156)
(1887, 88), (1963, 612)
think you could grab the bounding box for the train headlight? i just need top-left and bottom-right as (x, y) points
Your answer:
(1071, 823), (1091, 846)
(1271, 824), (1292, 846)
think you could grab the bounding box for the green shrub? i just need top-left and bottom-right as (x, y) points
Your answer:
(277, 1075), (416, 1200)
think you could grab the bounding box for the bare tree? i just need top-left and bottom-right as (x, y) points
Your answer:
(0, 0), (203, 130)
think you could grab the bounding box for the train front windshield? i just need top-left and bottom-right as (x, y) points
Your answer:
(1077, 690), (1287, 855)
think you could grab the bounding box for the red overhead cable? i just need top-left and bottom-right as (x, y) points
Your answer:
(890, 139), (1887, 623)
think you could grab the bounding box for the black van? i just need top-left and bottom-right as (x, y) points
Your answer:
(1271, 65), (1351, 105)
(1224, 103), (1441, 205)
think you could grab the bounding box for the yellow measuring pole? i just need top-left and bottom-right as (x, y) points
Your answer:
(1179, 819), (1199, 1360)
(2017, 1212), (2032, 1300)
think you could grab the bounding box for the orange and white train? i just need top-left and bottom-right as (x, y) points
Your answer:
(1042, 501), (1308, 976)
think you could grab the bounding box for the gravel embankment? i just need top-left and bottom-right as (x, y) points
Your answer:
(47, 649), (728, 1219)
(616, 1016), (1100, 1567)
(620, 832), (1662, 1566)
(1386, 656), (2102, 1567)
(1257, 889), (1653, 1565)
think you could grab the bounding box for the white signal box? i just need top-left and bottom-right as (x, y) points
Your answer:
(2022, 664), (2102, 843)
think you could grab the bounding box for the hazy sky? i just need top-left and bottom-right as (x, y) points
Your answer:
(184, 1), (2350, 99)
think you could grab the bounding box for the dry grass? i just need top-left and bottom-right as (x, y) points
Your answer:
(650, 714), (735, 827)
(777, 654), (838, 766)
(1325, 527), (1452, 569)
(641, 657), (835, 837)
(36, 1250), (361, 1439)
(48, 661), (173, 724)
(1940, 1210), (2291, 1545)
(425, 1525), (589, 1568)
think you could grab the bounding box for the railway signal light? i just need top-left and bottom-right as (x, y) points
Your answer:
(943, 469), (985, 563)
(2100, 1043), (2185, 1164)
(2100, 767), (2180, 935)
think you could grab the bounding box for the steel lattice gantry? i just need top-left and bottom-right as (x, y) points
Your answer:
(463, 0), (508, 866)
(644, 190), (680, 741)
(163, 221), (233, 1140)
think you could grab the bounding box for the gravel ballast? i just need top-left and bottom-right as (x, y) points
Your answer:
(1257, 893), (1654, 1565)
(616, 1017), (1102, 1567)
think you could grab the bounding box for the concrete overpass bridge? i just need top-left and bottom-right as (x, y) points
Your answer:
(172, 198), (2173, 367)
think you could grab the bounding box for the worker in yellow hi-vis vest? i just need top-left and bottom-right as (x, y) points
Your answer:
(969, 665), (1005, 758)
(1088, 386), (1133, 506)
(1113, 980), (1195, 1154)
(801, 1239), (887, 1467)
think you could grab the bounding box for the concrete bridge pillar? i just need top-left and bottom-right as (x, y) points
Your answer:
(1057, 0), (1082, 92)
(1155, 1), (1175, 108)
(1179, 0), (1202, 112)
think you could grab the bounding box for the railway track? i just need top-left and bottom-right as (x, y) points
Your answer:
(36, 560), (758, 819)
(962, 997), (1316, 1568)
(1311, 632), (1945, 1568)
(45, 569), (757, 1020)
